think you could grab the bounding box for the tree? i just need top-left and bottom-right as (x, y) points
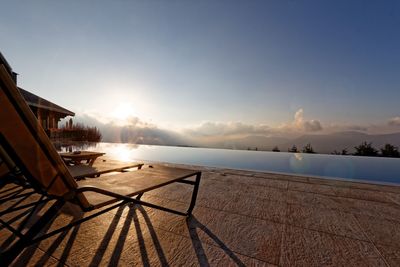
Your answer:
(380, 144), (400, 158)
(302, 143), (316, 153)
(272, 146), (280, 152)
(288, 145), (298, 153)
(353, 142), (378, 156)
(59, 123), (102, 142)
(332, 149), (348, 155)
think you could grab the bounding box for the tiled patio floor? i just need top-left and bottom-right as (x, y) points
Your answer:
(1, 163), (400, 266)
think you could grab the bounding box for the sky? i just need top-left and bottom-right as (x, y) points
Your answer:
(1, 1), (400, 144)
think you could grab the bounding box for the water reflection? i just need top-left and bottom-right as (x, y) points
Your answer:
(53, 141), (400, 184)
(101, 143), (140, 162)
(324, 160), (355, 180)
(53, 141), (140, 162)
(53, 141), (100, 153)
(290, 153), (310, 174)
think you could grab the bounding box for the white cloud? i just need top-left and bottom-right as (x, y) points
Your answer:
(69, 109), (400, 149)
(388, 117), (400, 126)
(303, 120), (323, 132)
(294, 108), (305, 128)
(185, 121), (271, 137)
(73, 113), (189, 146)
(285, 108), (323, 132)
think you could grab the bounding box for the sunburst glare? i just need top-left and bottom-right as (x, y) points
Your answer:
(111, 103), (137, 125)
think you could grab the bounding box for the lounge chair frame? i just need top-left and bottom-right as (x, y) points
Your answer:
(0, 132), (201, 265)
(0, 64), (202, 265)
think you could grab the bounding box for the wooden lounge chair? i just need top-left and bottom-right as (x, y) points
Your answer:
(0, 65), (201, 264)
(68, 160), (144, 180)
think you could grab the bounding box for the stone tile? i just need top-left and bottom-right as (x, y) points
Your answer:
(109, 224), (186, 266)
(219, 169), (258, 176)
(208, 174), (288, 190)
(36, 207), (140, 266)
(201, 178), (249, 196)
(333, 187), (396, 204)
(280, 225), (386, 267)
(0, 189), (40, 214)
(195, 208), (284, 264)
(388, 192), (400, 206)
(307, 178), (400, 194)
(355, 214), (400, 247)
(145, 183), (193, 203)
(287, 204), (368, 240)
(286, 190), (343, 210)
(288, 181), (337, 196)
(12, 247), (60, 266)
(257, 173), (309, 183)
(196, 191), (238, 211)
(4, 166), (400, 266)
(337, 197), (400, 222)
(244, 176), (288, 190)
(0, 227), (17, 251)
(0, 183), (23, 196)
(376, 244), (400, 267)
(171, 236), (276, 267)
(134, 199), (192, 238)
(124, 225), (274, 267)
(243, 186), (287, 203)
(223, 195), (288, 224)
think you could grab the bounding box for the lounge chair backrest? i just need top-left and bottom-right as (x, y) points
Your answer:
(0, 161), (9, 178)
(0, 65), (89, 207)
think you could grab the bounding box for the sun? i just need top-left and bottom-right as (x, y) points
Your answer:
(111, 103), (136, 124)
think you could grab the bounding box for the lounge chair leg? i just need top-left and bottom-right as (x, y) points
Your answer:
(0, 199), (64, 266)
(186, 173), (201, 216)
(129, 193), (144, 207)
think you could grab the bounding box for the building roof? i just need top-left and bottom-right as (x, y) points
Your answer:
(19, 87), (75, 116)
(0, 52), (18, 82)
(1, 51), (74, 117)
(0, 52), (13, 72)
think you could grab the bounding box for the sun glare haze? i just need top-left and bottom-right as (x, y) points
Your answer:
(111, 103), (137, 125)
(1, 1), (400, 266)
(1, 1), (400, 152)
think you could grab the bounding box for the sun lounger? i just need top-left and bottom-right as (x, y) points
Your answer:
(0, 64), (201, 264)
(67, 160), (144, 180)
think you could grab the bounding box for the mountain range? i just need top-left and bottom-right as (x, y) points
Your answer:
(207, 131), (400, 154)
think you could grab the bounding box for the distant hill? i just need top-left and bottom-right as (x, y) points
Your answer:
(204, 135), (290, 151)
(205, 131), (400, 154)
(279, 131), (400, 154)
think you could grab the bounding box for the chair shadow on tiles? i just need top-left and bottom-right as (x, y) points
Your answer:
(1, 184), (243, 267)
(0, 184), (80, 266)
(186, 216), (246, 267)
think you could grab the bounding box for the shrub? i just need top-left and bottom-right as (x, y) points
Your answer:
(272, 146), (280, 152)
(353, 142), (378, 156)
(302, 143), (316, 153)
(58, 123), (102, 142)
(380, 144), (400, 158)
(288, 145), (298, 153)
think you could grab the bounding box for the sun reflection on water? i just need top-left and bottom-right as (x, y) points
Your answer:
(103, 143), (140, 162)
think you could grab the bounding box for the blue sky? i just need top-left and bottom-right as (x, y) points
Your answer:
(1, 1), (400, 138)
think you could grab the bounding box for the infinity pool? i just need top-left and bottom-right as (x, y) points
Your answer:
(58, 142), (400, 185)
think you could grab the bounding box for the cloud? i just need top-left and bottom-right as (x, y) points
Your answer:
(73, 113), (190, 146)
(185, 109), (323, 140)
(303, 120), (323, 132)
(185, 121), (271, 137)
(290, 108), (323, 132)
(73, 108), (324, 148)
(345, 125), (369, 132)
(388, 117), (400, 126)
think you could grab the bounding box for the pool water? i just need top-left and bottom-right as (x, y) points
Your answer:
(58, 142), (400, 185)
